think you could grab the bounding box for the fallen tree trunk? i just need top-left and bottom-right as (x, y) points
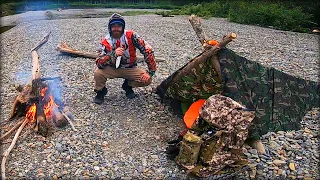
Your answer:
(56, 42), (166, 63)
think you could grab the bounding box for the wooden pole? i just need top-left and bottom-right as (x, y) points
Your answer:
(188, 14), (209, 45)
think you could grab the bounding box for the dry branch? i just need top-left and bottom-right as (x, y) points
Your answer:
(32, 51), (41, 80)
(30, 32), (51, 52)
(170, 33), (236, 85)
(61, 111), (77, 131)
(1, 118), (28, 180)
(56, 42), (166, 63)
(188, 14), (209, 45)
(0, 118), (24, 141)
(162, 15), (236, 89)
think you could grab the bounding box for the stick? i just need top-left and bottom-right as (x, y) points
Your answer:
(30, 32), (51, 52)
(40, 76), (62, 81)
(9, 98), (20, 119)
(0, 119), (24, 141)
(61, 112), (77, 131)
(1, 118), (28, 180)
(170, 33), (236, 86)
(188, 14), (209, 45)
(56, 42), (166, 63)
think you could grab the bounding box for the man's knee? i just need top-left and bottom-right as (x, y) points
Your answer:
(94, 69), (105, 81)
(145, 77), (152, 86)
(130, 77), (152, 88)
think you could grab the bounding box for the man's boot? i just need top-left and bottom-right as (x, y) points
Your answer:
(93, 87), (108, 104)
(122, 79), (135, 99)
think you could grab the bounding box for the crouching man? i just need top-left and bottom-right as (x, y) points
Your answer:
(94, 13), (157, 104)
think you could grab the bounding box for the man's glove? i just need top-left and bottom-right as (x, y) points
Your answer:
(96, 55), (111, 69)
(165, 135), (183, 160)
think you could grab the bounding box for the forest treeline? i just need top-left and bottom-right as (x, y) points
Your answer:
(1, 0), (319, 33)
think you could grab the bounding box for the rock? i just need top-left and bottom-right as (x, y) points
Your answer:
(269, 141), (281, 149)
(150, 155), (158, 159)
(248, 149), (258, 155)
(249, 168), (257, 179)
(295, 156), (303, 160)
(53, 175), (58, 180)
(289, 163), (296, 171)
(273, 160), (286, 166)
(277, 169), (284, 175)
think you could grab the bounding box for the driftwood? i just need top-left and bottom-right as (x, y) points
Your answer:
(56, 42), (166, 63)
(31, 32), (51, 52)
(31, 33), (52, 134)
(1, 118), (28, 180)
(0, 118), (24, 141)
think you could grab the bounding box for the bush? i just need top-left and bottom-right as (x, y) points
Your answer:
(228, 1), (312, 32)
(168, 1), (313, 33)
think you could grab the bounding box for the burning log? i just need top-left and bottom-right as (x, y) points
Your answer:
(52, 106), (68, 128)
(56, 42), (166, 63)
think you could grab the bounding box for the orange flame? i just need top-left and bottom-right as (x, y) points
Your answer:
(25, 87), (59, 123)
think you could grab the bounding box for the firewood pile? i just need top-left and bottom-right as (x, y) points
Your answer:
(0, 32), (76, 180)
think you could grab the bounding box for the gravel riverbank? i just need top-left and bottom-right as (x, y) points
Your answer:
(1, 14), (319, 179)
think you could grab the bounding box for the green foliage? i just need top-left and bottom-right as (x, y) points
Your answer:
(0, 2), (24, 17)
(228, 1), (312, 32)
(121, 10), (154, 16)
(167, 0), (314, 33)
(1, 1), (177, 17)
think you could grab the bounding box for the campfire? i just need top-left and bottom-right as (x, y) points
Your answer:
(1, 32), (76, 180)
(12, 79), (75, 134)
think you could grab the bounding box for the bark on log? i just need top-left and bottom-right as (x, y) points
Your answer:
(52, 106), (68, 128)
(170, 33), (236, 86)
(32, 51), (41, 80)
(31, 33), (51, 135)
(56, 42), (166, 63)
(188, 14), (209, 45)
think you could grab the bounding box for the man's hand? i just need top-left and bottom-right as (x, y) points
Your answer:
(115, 47), (124, 57)
(140, 72), (151, 83)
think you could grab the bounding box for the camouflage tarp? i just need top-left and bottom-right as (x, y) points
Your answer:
(156, 48), (320, 140)
(175, 94), (255, 177)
